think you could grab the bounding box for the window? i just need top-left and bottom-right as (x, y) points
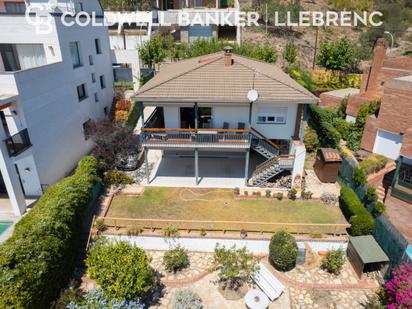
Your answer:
(91, 73), (96, 83)
(95, 38), (102, 54)
(69, 42), (81, 68)
(257, 108), (287, 124)
(94, 93), (99, 102)
(99, 75), (106, 89)
(77, 84), (87, 101)
(82, 119), (93, 140)
(89, 55), (93, 66)
(5, 2), (26, 13)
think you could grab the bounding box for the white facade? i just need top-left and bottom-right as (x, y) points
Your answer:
(372, 129), (404, 160)
(159, 102), (299, 140)
(0, 0), (114, 215)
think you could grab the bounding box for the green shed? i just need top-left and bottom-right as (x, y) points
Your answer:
(347, 235), (389, 279)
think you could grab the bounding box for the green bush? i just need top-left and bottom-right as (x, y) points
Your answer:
(276, 192), (284, 200)
(374, 202), (385, 215)
(301, 191), (313, 200)
(332, 117), (352, 140)
(126, 102), (141, 128)
(353, 166), (367, 187)
(359, 154), (388, 175)
(0, 156), (99, 309)
(162, 226), (180, 238)
(86, 240), (154, 300)
(288, 188), (297, 200)
(366, 186), (378, 203)
(339, 187), (375, 235)
(308, 104), (341, 147)
(303, 128), (319, 153)
(95, 218), (108, 234)
(269, 231), (298, 271)
(163, 246), (190, 273)
(104, 170), (134, 185)
(283, 41), (298, 64)
(321, 248), (346, 275)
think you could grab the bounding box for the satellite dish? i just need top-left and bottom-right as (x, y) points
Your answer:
(247, 89), (258, 102)
(48, 0), (58, 9)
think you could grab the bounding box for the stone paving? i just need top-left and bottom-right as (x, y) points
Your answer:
(289, 287), (373, 309)
(147, 250), (215, 282)
(304, 170), (340, 198)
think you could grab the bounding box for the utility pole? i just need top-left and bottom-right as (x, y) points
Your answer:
(312, 28), (319, 70)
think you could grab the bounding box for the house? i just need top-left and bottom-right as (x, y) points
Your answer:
(319, 38), (412, 122)
(134, 47), (317, 188)
(154, 0), (241, 44)
(0, 0), (114, 216)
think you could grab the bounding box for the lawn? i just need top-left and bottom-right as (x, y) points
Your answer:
(107, 188), (347, 230)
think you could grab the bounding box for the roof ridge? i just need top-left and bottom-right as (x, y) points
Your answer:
(233, 55), (317, 100)
(137, 52), (224, 96)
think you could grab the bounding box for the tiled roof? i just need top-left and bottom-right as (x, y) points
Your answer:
(320, 148), (341, 162)
(135, 52), (318, 103)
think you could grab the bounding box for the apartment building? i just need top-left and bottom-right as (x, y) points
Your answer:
(0, 0), (114, 216)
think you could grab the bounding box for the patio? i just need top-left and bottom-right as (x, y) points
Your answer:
(146, 153), (264, 188)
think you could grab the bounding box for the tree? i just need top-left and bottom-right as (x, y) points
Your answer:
(140, 36), (166, 68)
(213, 245), (259, 290)
(90, 119), (134, 169)
(269, 230), (298, 271)
(316, 38), (358, 72)
(283, 42), (298, 64)
(86, 240), (155, 301)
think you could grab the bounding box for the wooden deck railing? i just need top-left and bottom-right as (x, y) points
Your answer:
(100, 216), (350, 235)
(250, 127), (280, 149)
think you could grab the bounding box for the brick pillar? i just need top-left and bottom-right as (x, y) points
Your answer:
(364, 38), (388, 94)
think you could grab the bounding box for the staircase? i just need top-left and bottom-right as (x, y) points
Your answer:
(249, 128), (294, 187)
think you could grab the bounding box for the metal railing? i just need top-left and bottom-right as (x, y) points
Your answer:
(4, 128), (32, 157)
(141, 128), (251, 148)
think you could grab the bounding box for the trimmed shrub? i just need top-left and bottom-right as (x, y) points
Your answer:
(95, 218), (107, 234)
(276, 192), (284, 200)
(359, 154), (388, 175)
(104, 170), (134, 185)
(332, 117), (352, 140)
(303, 128), (319, 153)
(365, 186), (378, 203)
(0, 156), (99, 309)
(269, 231), (298, 271)
(321, 248), (346, 275)
(308, 104), (341, 148)
(374, 202), (385, 215)
(234, 187), (240, 195)
(353, 166), (367, 187)
(163, 246), (190, 273)
(172, 289), (203, 309)
(301, 191), (313, 200)
(86, 240), (154, 301)
(265, 190), (271, 198)
(288, 188), (297, 200)
(162, 226), (180, 238)
(339, 187), (375, 236)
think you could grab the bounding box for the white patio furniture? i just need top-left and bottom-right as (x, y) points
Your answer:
(252, 262), (284, 301)
(245, 289), (270, 309)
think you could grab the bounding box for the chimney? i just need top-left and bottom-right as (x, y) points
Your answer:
(364, 38), (388, 94)
(224, 46), (233, 66)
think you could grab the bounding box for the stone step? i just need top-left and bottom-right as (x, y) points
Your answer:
(376, 186), (386, 202)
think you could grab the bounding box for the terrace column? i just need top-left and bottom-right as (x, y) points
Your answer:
(144, 147), (150, 183)
(194, 102), (198, 129)
(195, 148), (199, 185)
(248, 102), (253, 128)
(244, 150), (250, 184)
(139, 102), (145, 130)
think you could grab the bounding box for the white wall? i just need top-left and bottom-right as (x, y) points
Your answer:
(373, 129), (404, 160)
(157, 102), (299, 141)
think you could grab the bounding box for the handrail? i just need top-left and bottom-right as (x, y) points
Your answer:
(142, 128), (250, 133)
(250, 127), (280, 150)
(254, 155), (295, 174)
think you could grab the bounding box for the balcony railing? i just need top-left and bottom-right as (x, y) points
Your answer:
(4, 129), (32, 157)
(141, 128), (251, 149)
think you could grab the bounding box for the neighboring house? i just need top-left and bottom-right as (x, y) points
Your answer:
(134, 47), (317, 188)
(361, 74), (412, 202)
(319, 38), (412, 122)
(107, 11), (152, 91)
(153, 0), (241, 44)
(0, 0), (114, 216)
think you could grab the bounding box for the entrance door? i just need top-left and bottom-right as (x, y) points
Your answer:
(180, 107), (212, 129)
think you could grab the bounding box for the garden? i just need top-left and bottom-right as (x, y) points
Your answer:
(102, 187), (349, 236)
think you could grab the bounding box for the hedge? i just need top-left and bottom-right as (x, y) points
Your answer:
(126, 101), (141, 128)
(339, 187), (375, 236)
(0, 156), (100, 309)
(308, 104), (341, 147)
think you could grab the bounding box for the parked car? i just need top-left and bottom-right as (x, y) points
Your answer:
(116, 144), (143, 171)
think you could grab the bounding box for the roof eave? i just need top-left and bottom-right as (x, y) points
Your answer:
(132, 96), (318, 104)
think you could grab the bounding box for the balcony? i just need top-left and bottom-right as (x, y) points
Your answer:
(141, 128), (251, 149)
(392, 163), (412, 203)
(4, 129), (32, 157)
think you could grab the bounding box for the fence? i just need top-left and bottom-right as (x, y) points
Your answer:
(100, 216), (350, 236)
(337, 153), (358, 188)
